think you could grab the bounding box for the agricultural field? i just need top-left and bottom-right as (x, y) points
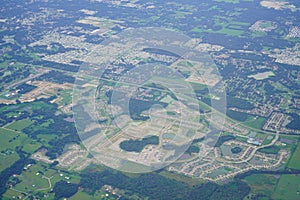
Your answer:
(288, 143), (300, 170)
(273, 174), (300, 200)
(0, 126), (41, 155)
(3, 162), (81, 199)
(5, 118), (33, 132)
(0, 152), (19, 172)
(69, 190), (116, 200)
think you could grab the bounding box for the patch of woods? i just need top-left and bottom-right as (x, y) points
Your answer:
(227, 96), (254, 110)
(16, 83), (37, 94)
(119, 135), (159, 152)
(226, 110), (249, 122)
(32, 60), (79, 72)
(214, 135), (236, 147)
(185, 137), (205, 155)
(53, 181), (78, 199)
(128, 99), (168, 121)
(0, 66), (31, 90)
(185, 145), (200, 155)
(286, 113), (300, 131)
(258, 145), (280, 154)
(35, 70), (75, 84)
(76, 170), (250, 200)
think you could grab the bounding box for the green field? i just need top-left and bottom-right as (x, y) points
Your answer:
(58, 89), (72, 106)
(14, 165), (50, 192)
(4, 162), (82, 199)
(22, 141), (42, 154)
(159, 170), (204, 186)
(213, 28), (244, 36)
(258, 145), (280, 154)
(5, 119), (33, 131)
(242, 116), (267, 129)
(2, 189), (24, 200)
(192, 27), (244, 36)
(69, 190), (114, 200)
(243, 174), (278, 196)
(0, 128), (24, 171)
(0, 128), (27, 151)
(288, 143), (300, 170)
(69, 191), (93, 200)
(0, 127), (41, 154)
(0, 152), (19, 172)
(273, 174), (300, 200)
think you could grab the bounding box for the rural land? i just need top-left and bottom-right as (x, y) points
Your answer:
(0, 0), (300, 199)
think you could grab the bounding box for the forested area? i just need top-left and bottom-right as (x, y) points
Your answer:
(77, 170), (251, 200)
(16, 98), (80, 159)
(214, 135), (236, 147)
(129, 99), (168, 121)
(119, 136), (159, 152)
(226, 110), (249, 121)
(32, 60), (79, 72)
(16, 83), (37, 94)
(258, 145), (280, 154)
(226, 96), (254, 110)
(36, 70), (75, 84)
(287, 113), (300, 130)
(53, 180), (78, 199)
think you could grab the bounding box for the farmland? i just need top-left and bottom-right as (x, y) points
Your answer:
(288, 143), (300, 170)
(273, 174), (300, 200)
(0, 0), (300, 199)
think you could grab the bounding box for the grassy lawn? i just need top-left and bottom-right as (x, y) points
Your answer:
(242, 116), (267, 129)
(273, 174), (300, 200)
(288, 143), (300, 170)
(262, 136), (274, 146)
